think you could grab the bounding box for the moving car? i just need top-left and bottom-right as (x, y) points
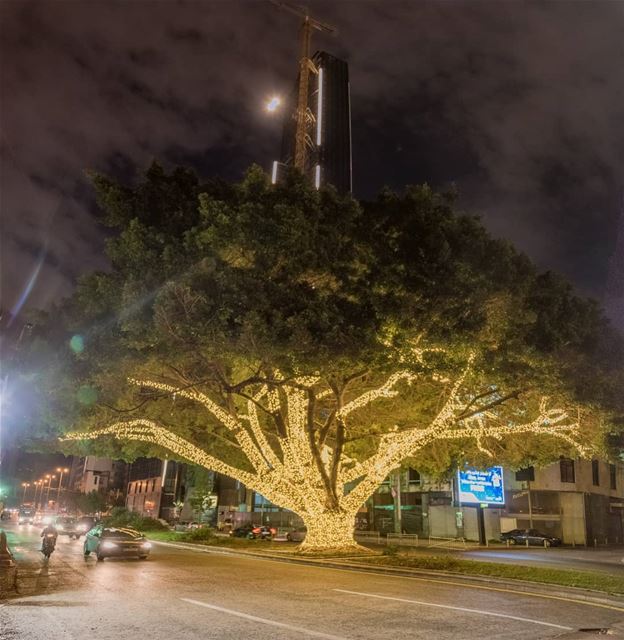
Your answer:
(83, 525), (152, 561)
(500, 528), (561, 547)
(286, 526), (307, 542)
(74, 516), (98, 538)
(18, 508), (35, 525)
(55, 516), (80, 539)
(230, 524), (276, 540)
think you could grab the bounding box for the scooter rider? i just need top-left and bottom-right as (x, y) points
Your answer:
(40, 523), (58, 552)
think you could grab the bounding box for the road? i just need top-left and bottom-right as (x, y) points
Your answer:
(462, 547), (624, 576)
(1, 522), (623, 640)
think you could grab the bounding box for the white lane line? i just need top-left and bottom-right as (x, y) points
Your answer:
(180, 597), (349, 640)
(333, 589), (573, 631)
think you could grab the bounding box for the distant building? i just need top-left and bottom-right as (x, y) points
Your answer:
(69, 456), (126, 494)
(208, 458), (624, 544)
(125, 458), (186, 521)
(273, 50), (352, 194)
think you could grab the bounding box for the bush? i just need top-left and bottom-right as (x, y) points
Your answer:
(103, 508), (168, 531)
(382, 545), (399, 556)
(184, 527), (216, 541)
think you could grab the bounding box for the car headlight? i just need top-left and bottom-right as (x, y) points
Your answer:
(141, 542), (152, 549)
(101, 541), (118, 550)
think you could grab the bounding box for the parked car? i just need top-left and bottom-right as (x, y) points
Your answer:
(286, 526), (307, 542)
(230, 524), (276, 540)
(83, 525), (152, 561)
(500, 528), (561, 547)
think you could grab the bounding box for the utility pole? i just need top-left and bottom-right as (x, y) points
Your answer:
(271, 1), (335, 173)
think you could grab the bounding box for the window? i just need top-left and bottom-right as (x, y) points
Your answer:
(560, 458), (575, 483)
(408, 468), (421, 484)
(610, 464), (617, 491)
(592, 460), (600, 486)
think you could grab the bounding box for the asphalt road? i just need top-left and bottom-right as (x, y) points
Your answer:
(1, 522), (623, 640)
(462, 547), (624, 576)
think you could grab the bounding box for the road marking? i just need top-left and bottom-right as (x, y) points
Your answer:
(180, 597), (349, 640)
(334, 589), (573, 631)
(155, 541), (624, 613)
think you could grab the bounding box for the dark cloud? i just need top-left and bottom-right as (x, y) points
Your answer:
(1, 0), (623, 322)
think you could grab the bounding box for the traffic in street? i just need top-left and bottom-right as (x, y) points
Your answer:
(1, 522), (623, 640)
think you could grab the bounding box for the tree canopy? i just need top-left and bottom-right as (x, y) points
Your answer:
(16, 163), (624, 549)
(15, 165), (624, 548)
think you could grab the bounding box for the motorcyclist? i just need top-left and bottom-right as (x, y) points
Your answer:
(40, 523), (58, 552)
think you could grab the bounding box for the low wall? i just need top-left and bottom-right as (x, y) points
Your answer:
(0, 529), (17, 597)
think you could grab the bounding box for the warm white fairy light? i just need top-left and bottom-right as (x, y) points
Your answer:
(65, 353), (592, 552)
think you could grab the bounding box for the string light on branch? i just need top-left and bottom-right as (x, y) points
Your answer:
(63, 350), (593, 552)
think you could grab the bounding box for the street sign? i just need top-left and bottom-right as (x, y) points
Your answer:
(457, 466), (505, 506)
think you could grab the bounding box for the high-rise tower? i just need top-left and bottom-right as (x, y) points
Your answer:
(271, 3), (352, 194)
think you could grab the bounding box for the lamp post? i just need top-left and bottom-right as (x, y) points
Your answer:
(55, 467), (69, 512)
(44, 475), (56, 509)
(21, 482), (30, 504)
(33, 481), (42, 509)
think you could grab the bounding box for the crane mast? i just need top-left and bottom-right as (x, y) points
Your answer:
(271, 1), (335, 172)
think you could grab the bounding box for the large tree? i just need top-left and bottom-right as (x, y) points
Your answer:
(40, 164), (622, 551)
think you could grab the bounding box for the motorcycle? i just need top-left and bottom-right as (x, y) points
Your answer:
(42, 533), (57, 559)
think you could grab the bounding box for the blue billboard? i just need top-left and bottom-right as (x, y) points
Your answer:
(457, 466), (505, 505)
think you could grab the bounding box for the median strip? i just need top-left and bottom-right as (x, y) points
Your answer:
(180, 597), (349, 640)
(333, 588), (574, 631)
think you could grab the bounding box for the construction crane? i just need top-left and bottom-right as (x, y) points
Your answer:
(270, 1), (336, 173)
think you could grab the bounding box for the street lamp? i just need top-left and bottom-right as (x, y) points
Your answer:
(45, 475), (56, 508)
(55, 467), (69, 512)
(21, 482), (30, 504)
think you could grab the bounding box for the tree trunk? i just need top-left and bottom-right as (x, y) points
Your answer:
(298, 511), (360, 553)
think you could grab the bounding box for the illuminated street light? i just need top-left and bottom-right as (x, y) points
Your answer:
(33, 480), (42, 509)
(55, 467), (69, 512)
(266, 96), (281, 112)
(44, 475), (56, 508)
(21, 482), (30, 504)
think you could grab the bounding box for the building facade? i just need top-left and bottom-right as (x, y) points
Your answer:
(208, 458), (624, 544)
(125, 458), (186, 521)
(273, 50), (352, 194)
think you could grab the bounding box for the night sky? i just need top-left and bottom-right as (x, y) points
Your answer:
(2, 1), (624, 325)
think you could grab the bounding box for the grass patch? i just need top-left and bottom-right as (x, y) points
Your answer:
(146, 530), (293, 551)
(356, 554), (624, 595)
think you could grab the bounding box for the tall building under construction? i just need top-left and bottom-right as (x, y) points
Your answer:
(272, 50), (352, 194)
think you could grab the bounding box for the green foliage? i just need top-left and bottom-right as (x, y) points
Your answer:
(69, 491), (107, 514)
(21, 163), (624, 473)
(103, 507), (167, 531)
(184, 527), (217, 541)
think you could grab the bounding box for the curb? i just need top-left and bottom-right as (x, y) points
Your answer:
(148, 538), (624, 610)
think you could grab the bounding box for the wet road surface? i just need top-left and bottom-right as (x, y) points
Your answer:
(1, 522), (623, 640)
